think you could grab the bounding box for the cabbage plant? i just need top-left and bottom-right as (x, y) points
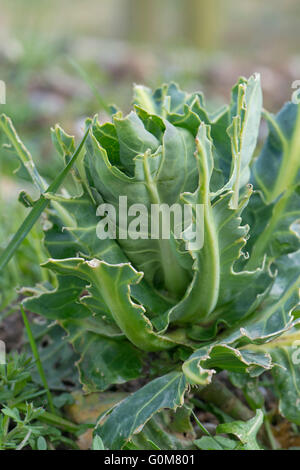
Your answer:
(0, 75), (299, 450)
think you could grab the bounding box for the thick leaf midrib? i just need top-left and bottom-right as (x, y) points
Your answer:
(142, 152), (188, 297)
(247, 186), (297, 269)
(269, 105), (300, 202)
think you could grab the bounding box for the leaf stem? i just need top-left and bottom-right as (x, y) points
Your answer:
(264, 415), (278, 450)
(197, 378), (254, 421)
(0, 126), (90, 271)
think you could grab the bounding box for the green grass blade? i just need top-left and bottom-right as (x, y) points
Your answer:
(0, 114), (47, 192)
(0, 126), (90, 271)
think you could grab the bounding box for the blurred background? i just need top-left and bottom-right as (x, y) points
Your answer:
(0, 0), (300, 311)
(1, 0), (300, 127)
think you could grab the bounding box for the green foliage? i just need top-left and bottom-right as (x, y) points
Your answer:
(1, 76), (299, 449)
(0, 354), (79, 450)
(95, 372), (186, 450)
(195, 410), (263, 450)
